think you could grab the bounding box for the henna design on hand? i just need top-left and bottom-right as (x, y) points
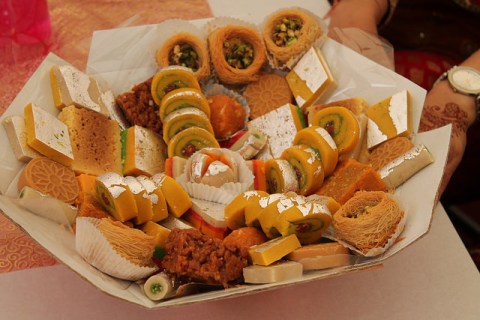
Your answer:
(419, 102), (469, 137)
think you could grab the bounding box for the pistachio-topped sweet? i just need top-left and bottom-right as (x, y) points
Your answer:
(223, 39), (254, 69)
(273, 17), (302, 47)
(169, 43), (200, 71)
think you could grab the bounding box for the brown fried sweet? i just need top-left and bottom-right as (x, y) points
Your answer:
(161, 228), (249, 287)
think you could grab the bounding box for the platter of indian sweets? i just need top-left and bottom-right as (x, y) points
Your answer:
(0, 7), (450, 308)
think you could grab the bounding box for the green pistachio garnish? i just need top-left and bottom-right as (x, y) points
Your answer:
(169, 43), (200, 71)
(273, 17), (302, 47)
(223, 39), (254, 69)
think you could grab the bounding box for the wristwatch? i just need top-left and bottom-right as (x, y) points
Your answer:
(436, 66), (480, 123)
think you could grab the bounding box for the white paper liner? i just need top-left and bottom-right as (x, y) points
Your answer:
(323, 212), (408, 257)
(260, 6), (328, 70)
(176, 148), (254, 204)
(75, 217), (158, 281)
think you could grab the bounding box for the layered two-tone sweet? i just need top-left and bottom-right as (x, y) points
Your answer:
(162, 107), (214, 144)
(150, 173), (192, 218)
(286, 46), (336, 111)
(366, 90), (412, 149)
(135, 175), (169, 222)
(247, 103), (306, 159)
(243, 260), (303, 284)
(23, 103), (74, 167)
(183, 198), (229, 239)
(2, 115), (41, 162)
(123, 125), (168, 177)
(167, 127), (220, 159)
(124, 176), (154, 225)
(249, 234), (301, 266)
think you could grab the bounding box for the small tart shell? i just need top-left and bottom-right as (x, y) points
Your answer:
(156, 32), (211, 81)
(208, 24), (267, 85)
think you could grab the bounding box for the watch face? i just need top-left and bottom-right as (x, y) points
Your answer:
(448, 66), (480, 95)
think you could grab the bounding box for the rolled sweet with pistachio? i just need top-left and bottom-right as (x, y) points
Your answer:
(151, 66), (201, 106)
(162, 107), (214, 144)
(156, 32), (211, 81)
(167, 126), (220, 159)
(159, 88), (210, 122)
(263, 8), (323, 68)
(264, 159), (299, 194)
(208, 23), (267, 84)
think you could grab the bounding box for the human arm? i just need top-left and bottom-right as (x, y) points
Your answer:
(419, 49), (480, 199)
(327, 0), (391, 35)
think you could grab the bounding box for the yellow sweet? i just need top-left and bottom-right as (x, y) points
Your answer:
(280, 145), (324, 196)
(249, 234), (301, 266)
(293, 126), (339, 177)
(141, 221), (171, 248)
(123, 125), (167, 177)
(274, 201), (332, 244)
(24, 103), (73, 167)
(257, 195), (306, 239)
(95, 172), (138, 222)
(310, 106), (360, 156)
(124, 176), (154, 225)
(159, 88), (210, 121)
(265, 159), (299, 194)
(167, 127), (220, 159)
(136, 175), (169, 222)
(162, 107), (214, 144)
(224, 190), (269, 230)
(245, 193), (285, 228)
(286, 47), (336, 112)
(151, 67), (201, 106)
(151, 173), (192, 218)
(366, 90), (412, 149)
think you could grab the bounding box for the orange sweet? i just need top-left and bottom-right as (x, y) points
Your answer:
(207, 94), (246, 140)
(17, 157), (80, 204)
(315, 158), (387, 204)
(367, 137), (415, 171)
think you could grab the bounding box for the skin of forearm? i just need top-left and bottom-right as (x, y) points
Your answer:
(419, 49), (480, 199)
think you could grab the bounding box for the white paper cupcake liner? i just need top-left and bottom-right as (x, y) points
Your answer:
(75, 217), (158, 281)
(176, 148), (254, 204)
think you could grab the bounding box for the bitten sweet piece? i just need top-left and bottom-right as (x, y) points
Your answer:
(167, 127), (220, 159)
(378, 144), (434, 189)
(249, 234), (301, 266)
(17, 186), (78, 226)
(315, 158), (387, 204)
(265, 159), (299, 194)
(248, 103), (306, 159)
(58, 105), (122, 176)
(17, 157), (79, 204)
(309, 106), (360, 156)
(286, 46), (335, 111)
(293, 126), (338, 177)
(366, 90), (412, 149)
(124, 176), (154, 225)
(24, 103), (74, 167)
(224, 190), (269, 230)
(95, 172), (138, 222)
(50, 64), (109, 115)
(151, 173), (192, 218)
(2, 115), (41, 162)
(159, 88), (210, 121)
(151, 66), (201, 106)
(281, 144), (324, 196)
(243, 260), (303, 284)
(123, 125), (167, 177)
